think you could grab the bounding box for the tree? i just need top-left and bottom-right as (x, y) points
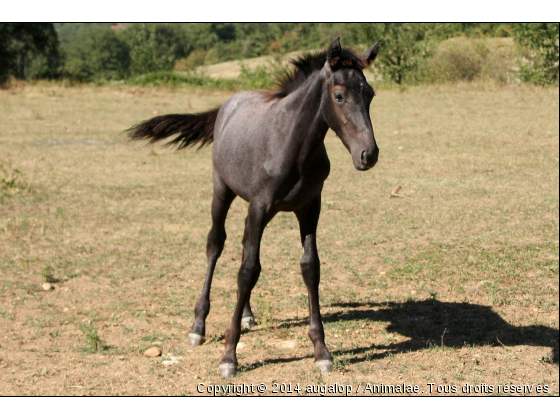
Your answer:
(62, 26), (130, 81)
(0, 23), (59, 83)
(355, 23), (432, 84)
(123, 24), (188, 74)
(514, 23), (559, 85)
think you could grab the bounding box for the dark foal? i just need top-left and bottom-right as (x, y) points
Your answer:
(128, 38), (381, 377)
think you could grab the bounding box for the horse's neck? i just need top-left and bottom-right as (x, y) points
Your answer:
(281, 73), (329, 164)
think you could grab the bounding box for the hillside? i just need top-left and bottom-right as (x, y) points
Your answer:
(185, 50), (380, 83)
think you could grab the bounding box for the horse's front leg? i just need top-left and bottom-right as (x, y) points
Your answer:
(295, 193), (333, 372)
(219, 202), (268, 377)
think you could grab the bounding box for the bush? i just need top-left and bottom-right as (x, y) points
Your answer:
(204, 48), (220, 65)
(126, 71), (237, 90)
(514, 23), (559, 85)
(238, 64), (274, 90)
(174, 49), (206, 71)
(412, 38), (517, 85)
(125, 68), (276, 92)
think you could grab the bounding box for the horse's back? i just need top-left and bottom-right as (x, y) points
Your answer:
(214, 91), (273, 144)
(212, 91), (277, 198)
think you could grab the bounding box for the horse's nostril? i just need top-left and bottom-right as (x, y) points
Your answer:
(361, 150), (366, 163)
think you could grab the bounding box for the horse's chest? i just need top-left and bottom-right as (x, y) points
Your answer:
(272, 162), (330, 211)
(280, 177), (322, 207)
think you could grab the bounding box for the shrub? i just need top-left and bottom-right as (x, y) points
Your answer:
(204, 48), (220, 65)
(514, 23), (559, 85)
(174, 49), (206, 71)
(0, 158), (25, 190)
(238, 64), (274, 90)
(78, 322), (107, 352)
(412, 38), (517, 85)
(126, 71), (237, 90)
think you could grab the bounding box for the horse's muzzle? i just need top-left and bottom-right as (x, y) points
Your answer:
(355, 146), (379, 171)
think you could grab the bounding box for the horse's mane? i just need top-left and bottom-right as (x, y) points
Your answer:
(270, 47), (369, 100)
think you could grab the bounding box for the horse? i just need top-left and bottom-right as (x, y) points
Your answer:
(127, 38), (381, 377)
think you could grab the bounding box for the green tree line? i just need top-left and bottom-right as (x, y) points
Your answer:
(1, 23), (558, 86)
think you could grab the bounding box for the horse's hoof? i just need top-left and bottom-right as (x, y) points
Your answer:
(241, 316), (256, 329)
(187, 333), (205, 346)
(219, 363), (238, 378)
(315, 360), (333, 372)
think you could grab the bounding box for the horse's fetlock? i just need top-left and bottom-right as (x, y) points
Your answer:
(195, 301), (210, 317)
(308, 327), (325, 342)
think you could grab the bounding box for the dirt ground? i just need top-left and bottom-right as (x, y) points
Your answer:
(0, 82), (558, 395)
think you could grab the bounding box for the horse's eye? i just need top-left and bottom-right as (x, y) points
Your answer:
(334, 92), (344, 102)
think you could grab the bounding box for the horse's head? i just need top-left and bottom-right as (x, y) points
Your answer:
(321, 38), (380, 171)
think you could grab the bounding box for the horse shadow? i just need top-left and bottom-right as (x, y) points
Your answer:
(240, 299), (558, 372)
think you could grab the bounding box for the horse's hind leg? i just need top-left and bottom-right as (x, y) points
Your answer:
(219, 203), (268, 377)
(240, 216), (256, 329)
(187, 177), (236, 346)
(295, 193), (333, 372)
(241, 299), (255, 329)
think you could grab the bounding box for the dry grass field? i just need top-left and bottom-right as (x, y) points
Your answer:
(0, 82), (558, 396)
(193, 51), (303, 79)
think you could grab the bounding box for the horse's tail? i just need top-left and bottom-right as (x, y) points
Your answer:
(126, 108), (220, 150)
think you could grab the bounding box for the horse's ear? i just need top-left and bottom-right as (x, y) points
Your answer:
(327, 37), (342, 67)
(363, 40), (381, 65)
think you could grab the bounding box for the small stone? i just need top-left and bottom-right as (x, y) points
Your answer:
(63, 308), (69, 312)
(144, 347), (162, 357)
(379, 271), (386, 276)
(279, 340), (299, 349)
(237, 342), (246, 349)
(411, 290), (417, 295)
(42, 283), (53, 291)
(162, 360), (177, 366)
